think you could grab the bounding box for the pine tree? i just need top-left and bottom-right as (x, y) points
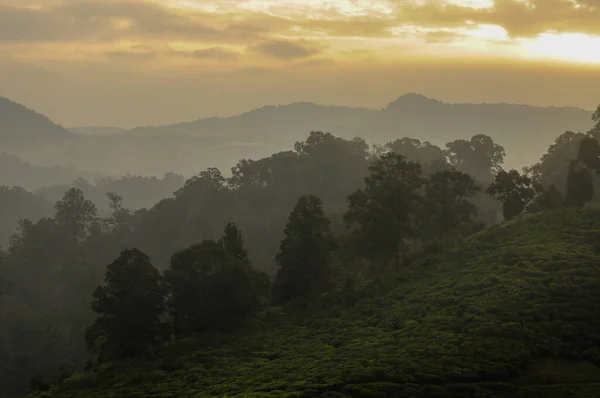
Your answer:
(273, 195), (334, 305)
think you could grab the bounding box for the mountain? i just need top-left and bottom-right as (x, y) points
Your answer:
(27, 208), (600, 397)
(0, 153), (78, 191)
(0, 97), (73, 146)
(125, 102), (378, 142)
(1, 94), (595, 180)
(112, 93), (594, 169)
(68, 127), (126, 136)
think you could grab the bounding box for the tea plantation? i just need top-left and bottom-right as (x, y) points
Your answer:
(27, 208), (600, 397)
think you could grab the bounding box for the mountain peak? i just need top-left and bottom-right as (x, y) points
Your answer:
(385, 93), (444, 111)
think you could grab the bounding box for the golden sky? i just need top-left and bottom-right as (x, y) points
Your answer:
(0, 0), (599, 127)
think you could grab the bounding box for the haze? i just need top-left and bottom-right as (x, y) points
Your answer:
(1, 0), (599, 127)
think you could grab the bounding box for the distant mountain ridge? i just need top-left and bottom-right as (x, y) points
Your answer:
(0, 97), (73, 145)
(0, 94), (595, 179)
(84, 93), (592, 151)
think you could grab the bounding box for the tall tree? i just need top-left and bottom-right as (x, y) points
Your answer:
(446, 134), (505, 182)
(384, 137), (448, 175)
(421, 169), (480, 241)
(485, 170), (536, 220)
(85, 249), (166, 362)
(54, 188), (97, 241)
(165, 240), (260, 335)
(526, 184), (563, 213)
(219, 222), (249, 263)
(564, 136), (600, 207)
(219, 223), (271, 306)
(565, 160), (594, 207)
(273, 195), (334, 305)
(592, 104), (600, 132)
(525, 131), (588, 190)
(345, 153), (424, 273)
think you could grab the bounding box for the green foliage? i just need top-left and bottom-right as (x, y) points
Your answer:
(446, 134), (505, 182)
(526, 184), (563, 214)
(219, 222), (249, 263)
(165, 240), (260, 335)
(486, 169), (536, 220)
(26, 208), (600, 398)
(219, 223), (272, 307)
(382, 138), (448, 175)
(345, 153), (424, 273)
(564, 136), (600, 208)
(85, 249), (166, 362)
(54, 188), (98, 241)
(273, 195), (334, 305)
(421, 169), (480, 241)
(565, 160), (594, 207)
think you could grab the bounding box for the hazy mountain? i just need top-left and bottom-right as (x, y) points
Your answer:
(0, 94), (594, 180)
(69, 126), (126, 135)
(125, 102), (378, 141)
(119, 93), (592, 140)
(109, 93), (593, 168)
(0, 96), (73, 146)
(0, 153), (79, 191)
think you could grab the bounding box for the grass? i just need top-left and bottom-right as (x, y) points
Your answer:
(26, 208), (600, 397)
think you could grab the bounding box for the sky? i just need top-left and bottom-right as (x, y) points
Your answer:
(0, 0), (599, 128)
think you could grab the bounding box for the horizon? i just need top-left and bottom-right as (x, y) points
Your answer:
(5, 91), (596, 131)
(1, 0), (600, 127)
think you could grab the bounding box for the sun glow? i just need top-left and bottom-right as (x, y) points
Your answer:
(518, 33), (600, 65)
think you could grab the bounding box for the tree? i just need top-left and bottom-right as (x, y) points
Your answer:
(565, 160), (594, 207)
(485, 170), (536, 220)
(446, 134), (505, 182)
(383, 138), (447, 175)
(526, 184), (563, 213)
(165, 240), (260, 335)
(219, 222), (249, 263)
(564, 136), (600, 207)
(218, 223), (271, 307)
(345, 153), (424, 274)
(85, 249), (166, 362)
(273, 195), (335, 305)
(54, 188), (97, 241)
(525, 131), (588, 190)
(592, 104), (600, 132)
(421, 170), (480, 241)
(576, 135), (600, 171)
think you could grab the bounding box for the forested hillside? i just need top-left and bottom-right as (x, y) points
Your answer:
(24, 208), (600, 397)
(0, 104), (599, 398)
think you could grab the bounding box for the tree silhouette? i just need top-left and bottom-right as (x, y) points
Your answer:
(85, 248), (166, 362)
(345, 153), (424, 274)
(273, 195), (334, 305)
(446, 134), (505, 182)
(486, 170), (536, 220)
(564, 136), (600, 208)
(421, 169), (480, 241)
(55, 188), (97, 241)
(165, 240), (260, 334)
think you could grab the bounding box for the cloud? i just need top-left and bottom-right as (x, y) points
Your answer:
(392, 0), (600, 37)
(106, 50), (157, 60)
(250, 40), (321, 59)
(0, 0), (265, 42)
(193, 47), (239, 60)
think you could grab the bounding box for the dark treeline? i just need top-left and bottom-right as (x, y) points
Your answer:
(1, 107), (600, 397)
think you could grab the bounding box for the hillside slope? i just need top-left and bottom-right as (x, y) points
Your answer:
(0, 97), (73, 146)
(25, 209), (600, 398)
